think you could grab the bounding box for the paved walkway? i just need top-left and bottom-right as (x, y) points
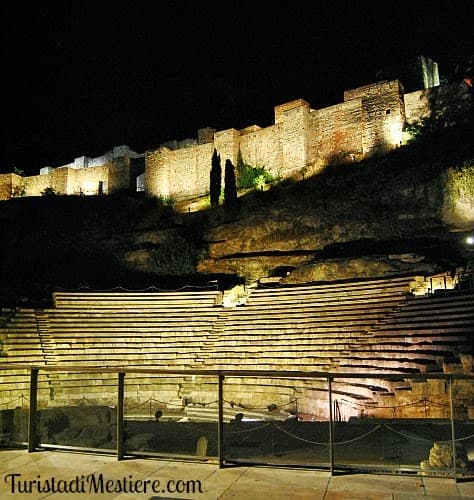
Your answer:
(0, 449), (473, 499)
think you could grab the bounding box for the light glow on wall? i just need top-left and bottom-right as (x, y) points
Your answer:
(388, 121), (403, 147)
(82, 180), (100, 195)
(161, 178), (170, 198)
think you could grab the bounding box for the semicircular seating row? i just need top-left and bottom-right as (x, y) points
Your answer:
(1, 276), (473, 418)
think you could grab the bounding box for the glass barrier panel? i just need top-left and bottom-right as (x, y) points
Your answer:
(123, 373), (218, 459)
(0, 367), (29, 448)
(332, 376), (461, 476)
(223, 376), (330, 467)
(452, 377), (474, 480)
(35, 370), (117, 452)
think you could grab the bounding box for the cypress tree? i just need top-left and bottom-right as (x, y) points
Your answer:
(210, 148), (221, 206)
(236, 149), (245, 189)
(224, 159), (238, 211)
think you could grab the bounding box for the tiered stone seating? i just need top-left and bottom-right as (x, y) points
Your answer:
(212, 281), (473, 419)
(246, 275), (419, 302)
(52, 290), (221, 309)
(360, 289), (474, 369)
(202, 276), (423, 415)
(0, 308), (47, 406)
(40, 290), (221, 405)
(1, 290), (222, 407)
(1, 278), (472, 421)
(211, 276), (417, 369)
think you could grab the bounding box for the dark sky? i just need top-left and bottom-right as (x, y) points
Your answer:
(2, 1), (473, 175)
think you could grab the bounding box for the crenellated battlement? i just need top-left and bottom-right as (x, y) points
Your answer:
(1, 56), (470, 202)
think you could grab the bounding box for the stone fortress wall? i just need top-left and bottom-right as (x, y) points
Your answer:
(145, 81), (407, 200)
(146, 71), (471, 202)
(1, 56), (470, 202)
(0, 146), (144, 199)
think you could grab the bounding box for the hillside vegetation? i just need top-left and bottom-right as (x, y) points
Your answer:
(0, 122), (473, 305)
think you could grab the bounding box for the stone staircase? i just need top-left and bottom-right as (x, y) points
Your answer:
(34, 310), (56, 365)
(34, 310), (60, 394)
(1, 276), (472, 419)
(194, 311), (229, 365)
(363, 302), (406, 336)
(362, 275), (431, 336)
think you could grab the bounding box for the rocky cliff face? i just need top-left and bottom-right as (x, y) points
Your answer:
(0, 124), (472, 302)
(196, 148), (473, 283)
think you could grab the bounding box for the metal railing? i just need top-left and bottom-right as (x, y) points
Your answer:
(1, 364), (473, 480)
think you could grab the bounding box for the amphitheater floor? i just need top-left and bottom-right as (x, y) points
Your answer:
(1, 449), (473, 499)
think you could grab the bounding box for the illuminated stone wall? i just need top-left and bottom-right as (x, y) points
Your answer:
(145, 80), (410, 200)
(239, 124), (282, 176)
(307, 98), (364, 174)
(274, 99), (310, 177)
(1, 73), (468, 203)
(145, 148), (170, 199)
(214, 129), (240, 172)
(343, 80), (405, 155)
(1, 154), (141, 200)
(23, 166), (69, 196)
(145, 143), (215, 199)
(405, 81), (471, 125)
(0, 173), (15, 199)
(0, 172), (36, 199)
(67, 164), (109, 195)
(20, 162), (120, 197)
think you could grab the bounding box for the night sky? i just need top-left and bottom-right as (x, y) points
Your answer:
(2, 1), (473, 175)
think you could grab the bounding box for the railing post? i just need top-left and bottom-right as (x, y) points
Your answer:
(117, 372), (125, 461)
(448, 377), (457, 481)
(328, 376), (334, 475)
(218, 373), (225, 468)
(28, 368), (39, 453)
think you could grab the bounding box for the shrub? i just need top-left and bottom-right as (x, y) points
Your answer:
(152, 235), (199, 275)
(41, 186), (57, 197)
(236, 149), (279, 189)
(11, 183), (26, 198)
(160, 195), (176, 207)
